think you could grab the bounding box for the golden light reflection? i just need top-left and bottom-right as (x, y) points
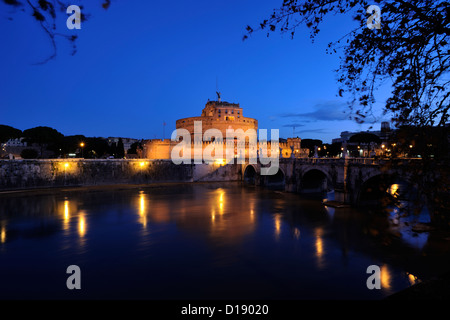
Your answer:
(293, 227), (300, 239)
(1, 226), (5, 244)
(205, 189), (257, 245)
(63, 200), (70, 231)
(315, 228), (325, 268)
(274, 213), (281, 238)
(380, 265), (391, 290)
(64, 200), (69, 220)
(388, 184), (399, 197)
(316, 236), (323, 256)
(138, 192), (148, 228)
(407, 272), (420, 286)
(78, 213), (86, 237)
(218, 189), (225, 215)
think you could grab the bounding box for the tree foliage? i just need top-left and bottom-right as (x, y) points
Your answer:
(301, 138), (323, 150)
(2, 0), (113, 63)
(349, 132), (381, 144)
(20, 148), (38, 159)
(0, 125), (22, 143)
(127, 141), (143, 155)
(245, 0), (450, 129)
(22, 126), (64, 145)
(116, 138), (125, 158)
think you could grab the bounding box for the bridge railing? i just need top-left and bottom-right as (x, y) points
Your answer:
(289, 157), (423, 166)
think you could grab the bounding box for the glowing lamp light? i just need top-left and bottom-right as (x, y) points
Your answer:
(64, 162), (69, 168)
(215, 159), (225, 165)
(139, 162), (145, 167)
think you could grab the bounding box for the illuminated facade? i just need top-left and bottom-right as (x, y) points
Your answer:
(144, 98), (309, 160)
(176, 100), (258, 139)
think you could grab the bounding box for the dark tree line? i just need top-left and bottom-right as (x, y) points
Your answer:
(1, 124), (126, 159)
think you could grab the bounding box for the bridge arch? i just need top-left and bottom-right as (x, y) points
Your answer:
(243, 164), (258, 185)
(265, 167), (285, 190)
(299, 168), (333, 194)
(357, 173), (419, 207)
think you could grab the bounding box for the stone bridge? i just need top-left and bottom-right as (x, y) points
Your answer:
(241, 158), (423, 205)
(0, 158), (436, 208)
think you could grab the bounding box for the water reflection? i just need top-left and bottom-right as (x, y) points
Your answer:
(315, 228), (325, 269)
(380, 264), (392, 292)
(388, 184), (400, 197)
(1, 224), (5, 244)
(78, 212), (86, 237)
(0, 183), (448, 300)
(138, 191), (148, 228)
(407, 272), (420, 286)
(218, 188), (224, 215)
(63, 199), (70, 231)
(293, 227), (300, 240)
(204, 188), (256, 244)
(274, 213), (282, 240)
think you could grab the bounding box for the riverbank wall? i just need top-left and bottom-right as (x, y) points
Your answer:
(0, 159), (241, 191)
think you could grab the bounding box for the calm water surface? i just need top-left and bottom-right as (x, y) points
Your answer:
(0, 182), (448, 299)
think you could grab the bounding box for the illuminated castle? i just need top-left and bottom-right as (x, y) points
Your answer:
(176, 99), (258, 140)
(144, 95), (308, 160)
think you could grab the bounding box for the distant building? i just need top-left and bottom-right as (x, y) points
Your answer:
(332, 121), (391, 144)
(107, 137), (139, 155)
(279, 138), (309, 158)
(1, 138), (30, 159)
(4, 138), (27, 147)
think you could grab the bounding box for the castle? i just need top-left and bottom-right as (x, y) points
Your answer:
(143, 96), (308, 161)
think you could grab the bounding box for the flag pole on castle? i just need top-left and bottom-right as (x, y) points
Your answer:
(163, 121), (166, 141)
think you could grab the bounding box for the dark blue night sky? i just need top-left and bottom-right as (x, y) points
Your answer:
(0, 0), (391, 143)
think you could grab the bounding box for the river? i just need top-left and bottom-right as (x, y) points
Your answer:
(0, 182), (449, 299)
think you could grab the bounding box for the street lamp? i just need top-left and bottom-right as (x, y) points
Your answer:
(80, 142), (85, 158)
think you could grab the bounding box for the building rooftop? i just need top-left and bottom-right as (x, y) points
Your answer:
(205, 100), (240, 108)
